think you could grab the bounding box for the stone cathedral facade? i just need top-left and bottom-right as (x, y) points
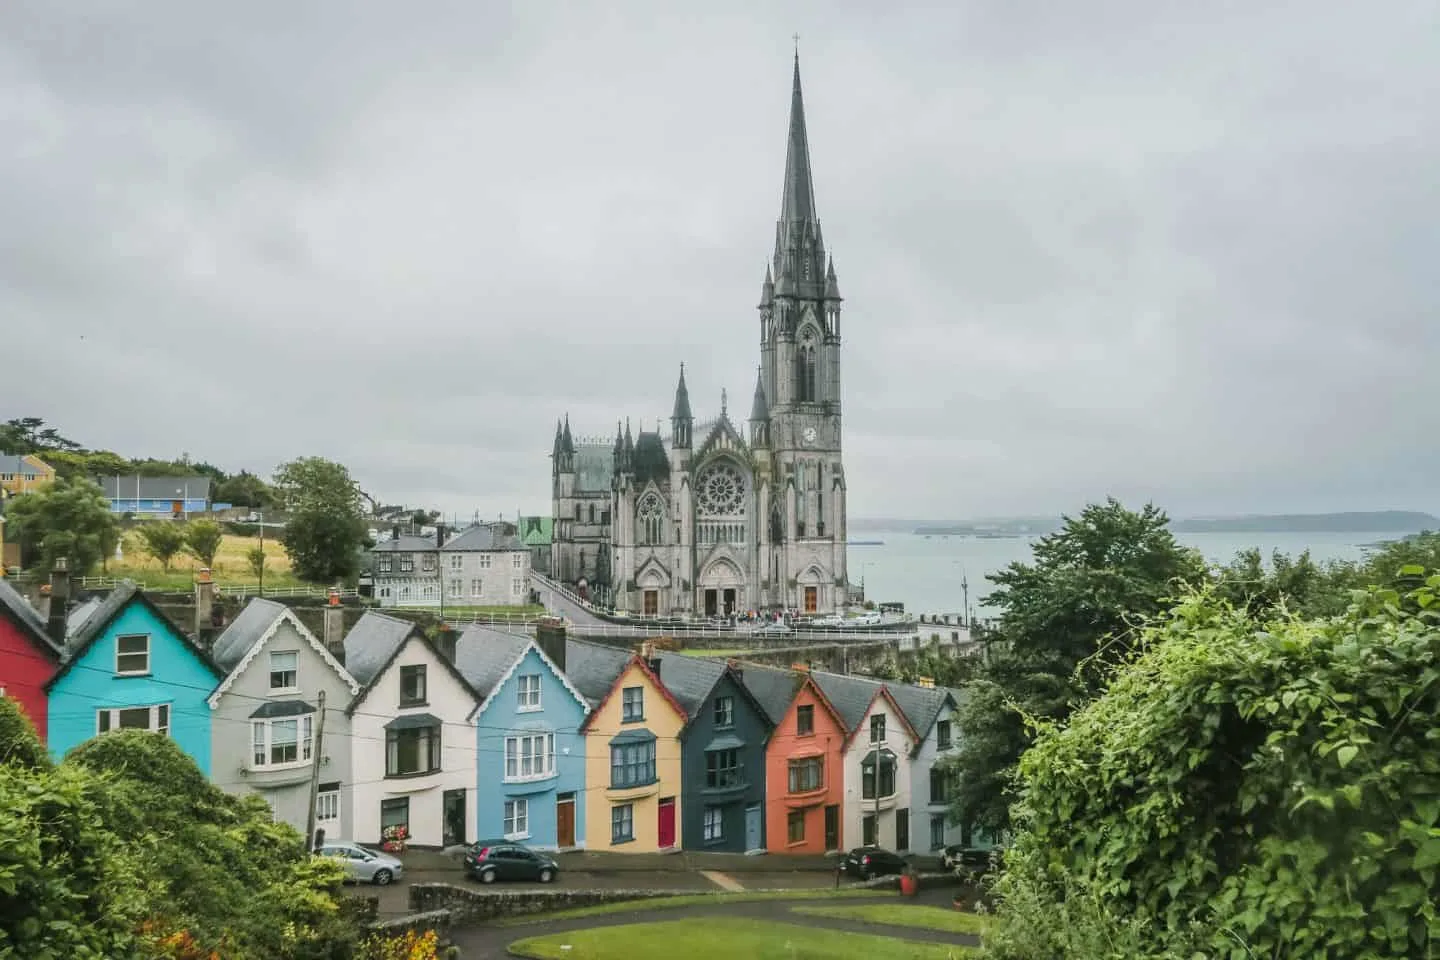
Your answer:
(550, 56), (848, 618)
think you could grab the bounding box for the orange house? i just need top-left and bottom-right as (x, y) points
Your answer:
(764, 673), (847, 854)
(0, 455), (54, 497)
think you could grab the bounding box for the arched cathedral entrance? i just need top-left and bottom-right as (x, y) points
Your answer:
(699, 557), (744, 618)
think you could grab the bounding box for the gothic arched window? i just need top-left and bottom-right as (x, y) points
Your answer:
(637, 493), (664, 546)
(795, 342), (817, 402)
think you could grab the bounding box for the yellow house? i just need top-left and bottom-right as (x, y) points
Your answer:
(581, 653), (686, 852)
(0, 455), (55, 496)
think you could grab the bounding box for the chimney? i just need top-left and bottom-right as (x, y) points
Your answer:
(536, 617), (567, 672)
(323, 588), (346, 662)
(435, 523), (447, 549)
(726, 657), (744, 683)
(434, 623), (457, 664)
(47, 557), (70, 647)
(391, 524), (400, 543)
(194, 568), (218, 648)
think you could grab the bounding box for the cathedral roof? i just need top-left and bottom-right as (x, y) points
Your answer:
(572, 441), (614, 492)
(632, 431), (669, 486)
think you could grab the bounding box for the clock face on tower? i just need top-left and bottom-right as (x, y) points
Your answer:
(803, 427), (817, 445)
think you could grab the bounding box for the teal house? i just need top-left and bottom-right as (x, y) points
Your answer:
(45, 582), (222, 771)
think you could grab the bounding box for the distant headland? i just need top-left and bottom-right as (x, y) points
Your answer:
(879, 511), (1440, 538)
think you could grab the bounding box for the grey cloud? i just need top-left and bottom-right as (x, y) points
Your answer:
(2, 1), (1437, 523)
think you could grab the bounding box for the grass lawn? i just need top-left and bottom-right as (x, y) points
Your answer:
(437, 604), (546, 617)
(678, 648), (754, 657)
(496, 889), (889, 927)
(790, 904), (989, 937)
(107, 533), (302, 590)
(508, 918), (975, 959)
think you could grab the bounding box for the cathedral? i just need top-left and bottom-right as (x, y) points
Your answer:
(550, 54), (849, 618)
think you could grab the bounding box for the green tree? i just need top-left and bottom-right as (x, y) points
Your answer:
(274, 457), (366, 583)
(0, 416), (81, 454)
(136, 522), (186, 572)
(247, 544), (268, 580)
(214, 470), (277, 509)
(950, 499), (1208, 837)
(2, 476), (119, 574)
(988, 578), (1440, 960)
(183, 520), (225, 569)
(42, 448), (131, 481)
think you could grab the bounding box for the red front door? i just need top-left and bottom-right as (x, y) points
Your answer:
(658, 797), (676, 849)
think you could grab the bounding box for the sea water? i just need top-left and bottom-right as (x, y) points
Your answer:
(848, 530), (1400, 617)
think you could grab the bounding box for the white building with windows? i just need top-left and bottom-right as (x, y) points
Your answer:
(342, 611), (481, 848)
(207, 598), (360, 841)
(371, 523), (531, 608)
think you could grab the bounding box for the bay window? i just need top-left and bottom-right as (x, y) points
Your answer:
(503, 732), (556, 781)
(251, 714), (314, 767)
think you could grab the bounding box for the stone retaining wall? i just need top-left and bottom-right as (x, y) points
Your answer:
(409, 883), (696, 924)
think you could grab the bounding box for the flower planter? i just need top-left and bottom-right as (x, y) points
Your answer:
(899, 874), (920, 897)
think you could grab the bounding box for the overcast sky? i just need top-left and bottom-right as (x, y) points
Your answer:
(4, 2), (1438, 523)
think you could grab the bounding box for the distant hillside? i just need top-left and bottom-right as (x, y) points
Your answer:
(1169, 512), (1439, 534)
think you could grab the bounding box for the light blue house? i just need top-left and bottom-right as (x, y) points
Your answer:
(46, 582), (222, 770)
(454, 625), (596, 850)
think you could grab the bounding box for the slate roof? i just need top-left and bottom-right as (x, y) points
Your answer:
(97, 475), (212, 500)
(735, 663), (802, 725)
(885, 683), (953, 740)
(46, 581), (222, 689)
(562, 639), (633, 706)
(443, 524), (523, 553)
(810, 671), (886, 732)
(341, 611), (417, 685)
(66, 597), (103, 638)
(573, 442), (615, 493)
(211, 597), (289, 671)
(371, 534), (438, 554)
(452, 625), (532, 699)
(0, 579), (60, 657)
(649, 651), (727, 718)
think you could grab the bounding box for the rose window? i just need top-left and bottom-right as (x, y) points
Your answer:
(697, 464), (745, 516)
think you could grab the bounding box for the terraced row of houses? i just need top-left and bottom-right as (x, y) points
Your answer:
(0, 578), (977, 855)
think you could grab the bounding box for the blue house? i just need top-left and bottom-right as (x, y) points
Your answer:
(98, 475), (212, 517)
(45, 582), (222, 770)
(455, 624), (596, 850)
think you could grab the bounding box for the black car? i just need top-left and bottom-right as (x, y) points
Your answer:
(463, 840), (560, 884)
(840, 846), (908, 880)
(942, 845), (1004, 878)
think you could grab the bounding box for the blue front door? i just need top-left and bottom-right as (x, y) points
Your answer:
(745, 804), (762, 851)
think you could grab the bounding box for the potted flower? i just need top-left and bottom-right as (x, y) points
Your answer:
(381, 825), (409, 854)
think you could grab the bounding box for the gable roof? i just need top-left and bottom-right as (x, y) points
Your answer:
(648, 652), (726, 718)
(341, 610), (417, 685)
(66, 597), (103, 638)
(734, 663), (802, 726)
(0, 579), (61, 659)
(207, 597), (358, 707)
(343, 615), (481, 715)
(44, 582), (222, 691)
(0, 454), (50, 477)
(518, 516), (553, 546)
(810, 671), (923, 750)
(454, 626), (590, 719)
(885, 683), (954, 741)
(443, 524), (523, 553)
(372, 534), (438, 554)
(578, 653), (688, 733)
(562, 639), (633, 705)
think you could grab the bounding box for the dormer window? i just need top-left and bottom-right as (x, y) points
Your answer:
(622, 687), (644, 722)
(936, 720), (952, 750)
(713, 696), (734, 729)
(269, 651), (298, 691)
(517, 674), (541, 711)
(400, 665), (428, 707)
(869, 714), (886, 744)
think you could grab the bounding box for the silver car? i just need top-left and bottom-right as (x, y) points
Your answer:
(318, 842), (404, 886)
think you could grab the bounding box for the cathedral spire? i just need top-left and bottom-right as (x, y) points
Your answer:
(749, 366), (769, 422)
(772, 51), (828, 296)
(672, 363), (693, 421)
(780, 52), (817, 230)
(561, 414), (574, 454)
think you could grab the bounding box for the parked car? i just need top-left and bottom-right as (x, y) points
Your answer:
(840, 846), (908, 880)
(943, 845), (1004, 877)
(318, 842), (404, 886)
(463, 840), (560, 884)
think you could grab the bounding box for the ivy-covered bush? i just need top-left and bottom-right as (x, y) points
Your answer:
(987, 575), (1440, 959)
(0, 707), (357, 960)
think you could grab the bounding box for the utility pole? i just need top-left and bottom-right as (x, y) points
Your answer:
(872, 738), (882, 845)
(257, 510), (265, 597)
(961, 570), (970, 627)
(304, 688), (328, 851)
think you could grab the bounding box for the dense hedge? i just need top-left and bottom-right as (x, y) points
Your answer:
(988, 576), (1440, 959)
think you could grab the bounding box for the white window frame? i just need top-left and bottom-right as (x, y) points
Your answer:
(471, 578), (484, 597)
(478, 554), (491, 569)
(511, 554), (523, 569)
(504, 798), (529, 839)
(448, 554), (463, 571)
(870, 713), (886, 744)
(422, 584), (437, 601)
(250, 715), (315, 769)
(511, 577), (523, 595)
(448, 578), (463, 597)
(503, 732), (556, 782)
(269, 650), (299, 691)
(611, 803), (634, 843)
(115, 634), (150, 675)
(516, 674), (542, 712)
(97, 704), (170, 736)
(703, 806), (723, 842)
(316, 787), (341, 833)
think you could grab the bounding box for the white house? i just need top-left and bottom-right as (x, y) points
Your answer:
(342, 611), (480, 848)
(207, 598), (360, 841)
(813, 672), (921, 852)
(892, 686), (962, 851)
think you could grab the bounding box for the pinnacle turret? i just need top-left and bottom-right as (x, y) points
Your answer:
(824, 255), (841, 301)
(561, 414), (574, 455)
(749, 367), (769, 422)
(672, 363), (693, 421)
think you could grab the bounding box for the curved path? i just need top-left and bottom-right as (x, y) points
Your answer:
(449, 889), (980, 958)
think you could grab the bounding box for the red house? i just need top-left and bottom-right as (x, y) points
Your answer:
(0, 580), (63, 740)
